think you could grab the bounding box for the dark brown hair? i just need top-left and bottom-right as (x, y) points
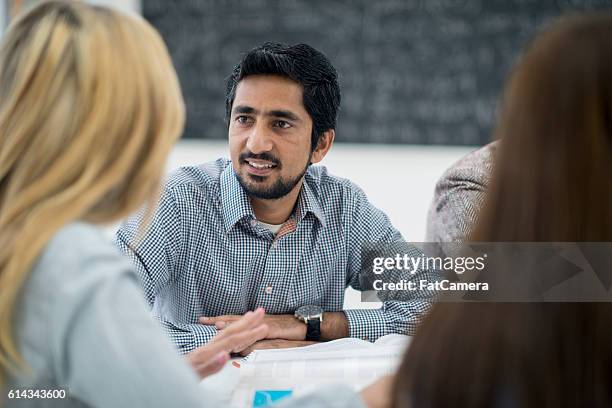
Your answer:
(393, 13), (612, 408)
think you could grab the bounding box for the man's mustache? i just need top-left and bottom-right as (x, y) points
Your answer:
(239, 152), (281, 167)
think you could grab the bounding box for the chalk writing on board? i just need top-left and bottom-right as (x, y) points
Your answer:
(144, 0), (612, 145)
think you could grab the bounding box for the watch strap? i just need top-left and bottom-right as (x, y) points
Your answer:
(305, 318), (321, 341)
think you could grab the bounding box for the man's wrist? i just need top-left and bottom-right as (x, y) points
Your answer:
(265, 314), (308, 340)
(297, 318), (308, 340)
(319, 311), (349, 341)
(289, 314), (309, 340)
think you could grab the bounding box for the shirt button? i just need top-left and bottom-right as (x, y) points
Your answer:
(250, 219), (258, 227)
(265, 285), (273, 294)
(272, 241), (278, 249)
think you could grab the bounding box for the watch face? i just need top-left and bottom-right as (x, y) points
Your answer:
(296, 305), (323, 319)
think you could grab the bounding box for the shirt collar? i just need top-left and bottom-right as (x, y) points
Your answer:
(295, 176), (326, 227)
(220, 164), (326, 232)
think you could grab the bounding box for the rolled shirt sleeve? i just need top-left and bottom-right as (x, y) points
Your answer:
(343, 300), (430, 342)
(155, 318), (218, 354)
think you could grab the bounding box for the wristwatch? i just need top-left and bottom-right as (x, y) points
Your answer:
(294, 305), (323, 341)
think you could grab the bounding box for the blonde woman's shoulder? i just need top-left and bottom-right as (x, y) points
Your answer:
(30, 221), (135, 291)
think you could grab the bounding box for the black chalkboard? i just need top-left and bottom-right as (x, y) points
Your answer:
(144, 0), (612, 145)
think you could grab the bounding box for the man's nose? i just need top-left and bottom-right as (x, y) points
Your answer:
(245, 122), (273, 154)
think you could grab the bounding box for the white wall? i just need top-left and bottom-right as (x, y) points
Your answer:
(85, 0), (140, 13)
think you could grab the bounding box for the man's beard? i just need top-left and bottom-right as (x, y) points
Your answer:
(236, 151), (311, 200)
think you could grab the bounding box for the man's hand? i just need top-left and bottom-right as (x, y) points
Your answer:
(186, 308), (268, 378)
(200, 313), (307, 341)
(239, 339), (317, 356)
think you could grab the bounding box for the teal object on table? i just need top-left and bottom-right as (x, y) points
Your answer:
(252, 390), (293, 407)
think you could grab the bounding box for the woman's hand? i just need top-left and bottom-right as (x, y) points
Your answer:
(186, 307), (268, 378)
(360, 375), (395, 408)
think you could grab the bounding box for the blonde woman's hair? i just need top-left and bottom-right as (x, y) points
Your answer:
(0, 1), (185, 386)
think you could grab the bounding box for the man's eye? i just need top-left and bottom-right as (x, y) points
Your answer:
(274, 120), (291, 129)
(235, 116), (252, 125)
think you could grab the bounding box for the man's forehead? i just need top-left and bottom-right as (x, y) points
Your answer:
(233, 74), (306, 113)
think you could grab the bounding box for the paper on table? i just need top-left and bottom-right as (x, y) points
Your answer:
(230, 334), (410, 408)
(291, 333), (409, 353)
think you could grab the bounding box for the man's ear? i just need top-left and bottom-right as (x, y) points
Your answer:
(311, 129), (335, 164)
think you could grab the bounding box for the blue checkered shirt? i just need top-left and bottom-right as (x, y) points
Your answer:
(116, 159), (430, 353)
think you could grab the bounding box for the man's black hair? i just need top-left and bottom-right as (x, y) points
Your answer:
(225, 42), (341, 151)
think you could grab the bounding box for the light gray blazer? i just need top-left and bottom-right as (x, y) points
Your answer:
(426, 142), (496, 243)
